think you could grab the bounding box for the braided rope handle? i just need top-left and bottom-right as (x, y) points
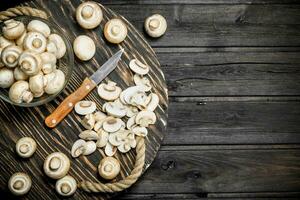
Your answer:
(79, 136), (146, 193)
(0, 6), (47, 22)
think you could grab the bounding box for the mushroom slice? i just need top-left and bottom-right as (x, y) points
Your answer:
(23, 31), (47, 53)
(8, 172), (31, 196)
(27, 20), (51, 38)
(117, 142), (131, 153)
(104, 18), (127, 44)
(29, 72), (47, 97)
(71, 139), (86, 158)
(133, 74), (152, 92)
(135, 111), (157, 127)
(119, 85), (145, 105)
(108, 130), (128, 146)
(104, 142), (117, 157)
(74, 101), (96, 115)
(47, 34), (66, 59)
(18, 50), (42, 76)
(98, 157), (120, 180)
(2, 19), (25, 40)
(103, 101), (126, 118)
(126, 115), (136, 129)
(55, 175), (77, 197)
(76, 1), (103, 29)
(97, 81), (122, 101)
(79, 130), (99, 140)
(94, 111), (107, 122)
(9, 81), (33, 103)
(102, 117), (125, 133)
(1, 45), (22, 68)
(15, 137), (37, 158)
(144, 93), (159, 111)
(132, 126), (148, 137)
(96, 129), (108, 148)
(125, 105), (139, 117)
(82, 141), (96, 156)
(81, 113), (95, 130)
(73, 35), (96, 61)
(43, 152), (70, 179)
(44, 69), (65, 94)
(0, 67), (14, 88)
(129, 59), (149, 75)
(144, 14), (167, 38)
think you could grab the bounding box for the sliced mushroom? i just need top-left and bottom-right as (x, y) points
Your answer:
(102, 117), (125, 133)
(18, 50), (42, 76)
(71, 139), (86, 158)
(133, 74), (152, 91)
(119, 85), (145, 105)
(103, 101), (126, 118)
(126, 105), (139, 117)
(2, 19), (25, 40)
(55, 175), (77, 197)
(129, 59), (149, 75)
(9, 81), (33, 103)
(73, 35), (95, 61)
(96, 129), (109, 148)
(44, 69), (65, 94)
(27, 20), (51, 38)
(16, 31), (27, 47)
(74, 101), (96, 115)
(97, 81), (122, 101)
(76, 1), (103, 29)
(131, 92), (150, 108)
(94, 111), (107, 122)
(82, 141), (97, 155)
(1, 45), (22, 68)
(15, 137), (37, 158)
(79, 130), (99, 140)
(144, 14), (167, 38)
(81, 114), (95, 130)
(132, 126), (148, 137)
(126, 115), (136, 129)
(8, 172), (31, 196)
(23, 31), (47, 53)
(40, 52), (57, 74)
(0, 67), (14, 88)
(144, 93), (159, 111)
(43, 152), (70, 179)
(47, 34), (66, 59)
(29, 72), (47, 97)
(13, 67), (28, 81)
(108, 130), (127, 146)
(104, 142), (117, 156)
(135, 111), (157, 127)
(98, 157), (120, 180)
(104, 18), (127, 44)
(117, 132), (136, 153)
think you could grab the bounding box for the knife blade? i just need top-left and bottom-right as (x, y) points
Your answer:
(45, 49), (124, 128)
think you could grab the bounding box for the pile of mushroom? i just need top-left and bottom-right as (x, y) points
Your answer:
(0, 19), (66, 103)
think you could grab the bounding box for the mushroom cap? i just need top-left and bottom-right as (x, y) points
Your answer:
(97, 81), (122, 101)
(73, 35), (95, 61)
(0, 36), (15, 49)
(27, 20), (51, 38)
(104, 142), (117, 156)
(29, 72), (46, 97)
(14, 67), (29, 81)
(103, 101), (126, 118)
(15, 137), (37, 158)
(104, 18), (128, 44)
(1, 45), (22, 68)
(102, 117), (125, 133)
(55, 175), (77, 197)
(9, 81), (33, 103)
(133, 74), (152, 91)
(8, 172), (31, 196)
(135, 110), (157, 127)
(44, 69), (65, 94)
(82, 141), (97, 155)
(23, 31), (47, 53)
(0, 67), (14, 88)
(96, 129), (109, 148)
(15, 31), (27, 47)
(74, 100), (96, 115)
(18, 50), (42, 76)
(144, 14), (167, 38)
(129, 59), (149, 75)
(76, 1), (103, 29)
(43, 152), (70, 179)
(79, 130), (99, 140)
(3, 19), (25, 40)
(47, 34), (66, 59)
(40, 52), (57, 74)
(98, 157), (120, 180)
(94, 111), (107, 122)
(81, 113), (96, 130)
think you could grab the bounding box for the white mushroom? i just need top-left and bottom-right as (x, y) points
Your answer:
(73, 35), (95, 61)
(144, 93), (159, 111)
(29, 72), (47, 97)
(23, 31), (47, 53)
(15, 137), (37, 158)
(74, 101), (96, 115)
(94, 111), (107, 122)
(98, 157), (120, 180)
(102, 117), (125, 133)
(55, 175), (77, 197)
(2, 19), (25, 40)
(71, 139), (86, 158)
(1, 45), (22, 68)
(133, 74), (152, 91)
(8, 172), (31, 196)
(18, 51), (42, 76)
(44, 69), (65, 94)
(135, 110), (157, 127)
(9, 81), (33, 103)
(16, 31), (27, 47)
(130, 92), (150, 108)
(76, 1), (103, 29)
(27, 20), (51, 37)
(43, 152), (70, 179)
(96, 129), (108, 148)
(129, 59), (149, 75)
(119, 85), (146, 105)
(104, 18), (127, 44)
(81, 114), (95, 130)
(108, 130), (127, 146)
(0, 36), (14, 49)
(79, 130), (99, 140)
(126, 115), (136, 129)
(0, 67), (14, 88)
(132, 126), (148, 137)
(40, 52), (57, 74)
(13, 67), (28, 81)
(97, 81), (122, 101)
(117, 132), (136, 153)
(104, 142), (117, 157)
(144, 14), (167, 38)
(82, 141), (97, 155)
(103, 101), (126, 118)
(47, 34), (66, 59)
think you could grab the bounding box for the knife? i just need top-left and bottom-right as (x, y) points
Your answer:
(45, 49), (124, 128)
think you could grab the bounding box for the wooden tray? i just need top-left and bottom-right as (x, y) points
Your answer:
(0, 0), (168, 199)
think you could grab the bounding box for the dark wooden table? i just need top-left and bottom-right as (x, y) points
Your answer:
(1, 0), (300, 199)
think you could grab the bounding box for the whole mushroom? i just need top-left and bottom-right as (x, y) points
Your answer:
(73, 35), (95, 61)
(40, 52), (57, 74)
(98, 157), (120, 180)
(0, 67), (14, 88)
(44, 69), (65, 94)
(55, 175), (77, 197)
(1, 45), (22, 68)
(16, 31), (27, 47)
(9, 81), (33, 103)
(104, 19), (127, 44)
(0, 36), (14, 49)
(27, 20), (51, 38)
(29, 72), (47, 97)
(47, 34), (66, 59)
(76, 1), (103, 29)
(23, 31), (47, 53)
(144, 14), (167, 38)
(13, 67), (28, 81)
(18, 50), (42, 76)
(43, 152), (70, 179)
(15, 137), (37, 158)
(2, 19), (25, 40)
(8, 172), (31, 196)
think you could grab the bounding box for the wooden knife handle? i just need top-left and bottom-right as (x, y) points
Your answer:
(45, 78), (97, 128)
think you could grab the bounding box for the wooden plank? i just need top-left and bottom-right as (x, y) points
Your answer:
(101, 0), (300, 4)
(155, 47), (300, 96)
(164, 100), (300, 145)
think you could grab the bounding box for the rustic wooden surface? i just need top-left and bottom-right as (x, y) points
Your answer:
(1, 0), (300, 199)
